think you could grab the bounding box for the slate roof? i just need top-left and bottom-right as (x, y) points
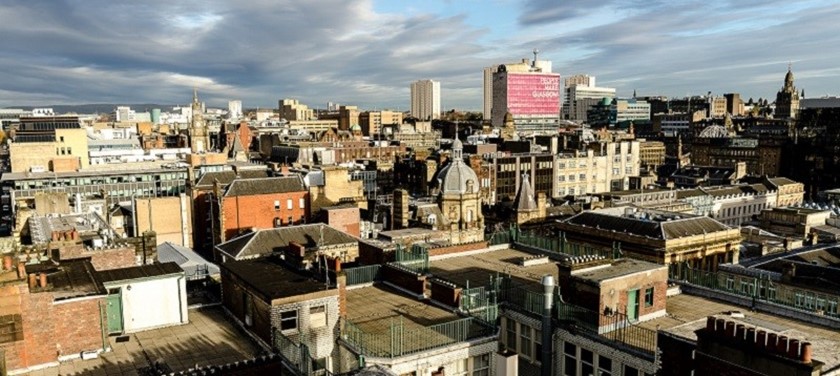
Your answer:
(223, 176), (306, 197)
(514, 175), (537, 211)
(25, 259), (106, 300)
(563, 208), (732, 240)
(194, 169), (272, 187)
(98, 262), (183, 283)
(216, 224), (358, 260)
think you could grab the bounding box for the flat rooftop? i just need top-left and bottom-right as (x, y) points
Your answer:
(572, 258), (665, 284)
(345, 284), (483, 355)
(639, 293), (840, 368)
(221, 257), (331, 301)
(429, 248), (558, 292)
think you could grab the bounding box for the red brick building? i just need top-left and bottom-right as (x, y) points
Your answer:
(219, 176), (310, 242)
(0, 259), (107, 372)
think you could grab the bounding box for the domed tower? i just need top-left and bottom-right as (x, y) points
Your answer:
(435, 137), (484, 244)
(775, 65), (800, 119)
(501, 110), (516, 141)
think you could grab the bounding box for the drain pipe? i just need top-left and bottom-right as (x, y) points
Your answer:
(541, 275), (554, 376)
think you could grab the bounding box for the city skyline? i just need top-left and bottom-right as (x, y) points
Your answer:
(1, 0), (840, 110)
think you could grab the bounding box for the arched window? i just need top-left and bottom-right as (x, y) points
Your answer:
(467, 209), (474, 223)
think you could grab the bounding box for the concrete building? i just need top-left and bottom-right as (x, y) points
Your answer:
(612, 99), (651, 126)
(562, 76), (616, 122)
(279, 99), (314, 121)
(359, 110), (402, 136)
(133, 194), (193, 247)
(9, 116), (90, 173)
(758, 207), (831, 239)
(410, 79), (441, 121)
(638, 140), (666, 170)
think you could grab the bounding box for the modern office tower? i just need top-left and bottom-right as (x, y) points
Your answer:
(410, 79), (441, 121)
(491, 53), (560, 132)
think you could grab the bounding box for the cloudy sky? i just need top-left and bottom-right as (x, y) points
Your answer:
(1, 0), (839, 111)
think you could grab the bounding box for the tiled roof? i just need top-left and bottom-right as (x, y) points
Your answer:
(216, 224), (358, 260)
(223, 176), (305, 197)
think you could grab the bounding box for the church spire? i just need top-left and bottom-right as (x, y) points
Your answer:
(193, 87), (199, 104)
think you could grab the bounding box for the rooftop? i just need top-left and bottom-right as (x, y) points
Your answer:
(429, 248), (557, 292)
(221, 257), (331, 301)
(25, 259), (105, 300)
(216, 224), (358, 260)
(561, 206), (733, 240)
(223, 176), (306, 197)
(571, 258), (665, 284)
(642, 293), (840, 369)
(98, 262), (183, 284)
(194, 169), (272, 187)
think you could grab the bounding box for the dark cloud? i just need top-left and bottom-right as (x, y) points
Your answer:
(0, 1), (838, 110)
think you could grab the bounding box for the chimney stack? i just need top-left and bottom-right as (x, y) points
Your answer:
(801, 342), (812, 363)
(39, 273), (48, 288)
(28, 273), (37, 289)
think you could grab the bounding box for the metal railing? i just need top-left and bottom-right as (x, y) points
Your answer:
(669, 263), (840, 318)
(394, 244), (429, 274)
(344, 265), (381, 286)
(342, 316), (495, 358)
(556, 302), (657, 357)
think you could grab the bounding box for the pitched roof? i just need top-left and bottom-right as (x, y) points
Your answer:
(216, 224), (358, 260)
(223, 176), (305, 197)
(563, 208), (732, 240)
(194, 169), (272, 187)
(514, 175), (537, 211)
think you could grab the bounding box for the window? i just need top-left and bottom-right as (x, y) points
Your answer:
(740, 281), (754, 296)
(598, 355), (612, 376)
(299, 198), (305, 209)
(563, 342), (577, 376)
(519, 323), (532, 358)
(310, 305), (327, 328)
(280, 310), (298, 331)
(579, 173), (586, 180)
(725, 276), (734, 291)
(274, 200), (281, 210)
(581, 348), (594, 376)
(471, 354), (490, 376)
(0, 314), (23, 344)
(274, 217), (282, 227)
(624, 365), (639, 376)
(534, 328), (542, 363)
(448, 359), (468, 376)
(505, 319), (517, 349)
(644, 287), (654, 307)
(287, 199), (293, 210)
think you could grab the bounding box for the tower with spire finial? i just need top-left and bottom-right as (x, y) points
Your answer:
(190, 88), (210, 153)
(775, 65), (800, 119)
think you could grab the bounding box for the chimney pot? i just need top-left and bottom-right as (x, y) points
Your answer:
(736, 324), (746, 340)
(28, 273), (37, 289)
(788, 339), (800, 359)
(756, 330), (767, 350)
(725, 321), (736, 337)
(39, 272), (48, 288)
(715, 318), (726, 336)
(746, 328), (756, 344)
(801, 342), (812, 363)
(706, 316), (716, 332)
(17, 262), (26, 280)
(768, 333), (778, 350)
(2, 255), (12, 271)
(777, 336), (789, 354)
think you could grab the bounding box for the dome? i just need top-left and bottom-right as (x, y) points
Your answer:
(436, 161), (479, 195)
(452, 137), (463, 150)
(784, 68), (794, 86)
(350, 124), (362, 132)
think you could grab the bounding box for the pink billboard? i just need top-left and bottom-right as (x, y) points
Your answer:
(506, 73), (560, 116)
